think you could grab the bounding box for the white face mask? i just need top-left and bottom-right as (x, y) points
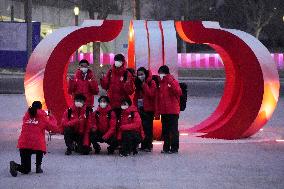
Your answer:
(138, 75), (145, 81)
(80, 67), (88, 74)
(159, 74), (166, 80)
(114, 61), (123, 68)
(121, 105), (129, 110)
(99, 102), (107, 108)
(75, 101), (84, 108)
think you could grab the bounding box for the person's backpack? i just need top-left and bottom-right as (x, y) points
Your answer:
(179, 83), (187, 111)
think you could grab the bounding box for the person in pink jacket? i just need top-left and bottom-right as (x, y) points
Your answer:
(9, 101), (58, 177)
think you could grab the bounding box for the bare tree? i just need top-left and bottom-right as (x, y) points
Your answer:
(218, 0), (278, 39)
(77, 0), (125, 79)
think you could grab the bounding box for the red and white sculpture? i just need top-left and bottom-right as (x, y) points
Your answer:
(24, 20), (279, 139)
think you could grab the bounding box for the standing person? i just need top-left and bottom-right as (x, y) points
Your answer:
(100, 54), (135, 115)
(134, 67), (156, 152)
(61, 94), (91, 155)
(88, 96), (118, 154)
(68, 59), (99, 108)
(117, 98), (144, 157)
(9, 101), (58, 177)
(156, 65), (182, 154)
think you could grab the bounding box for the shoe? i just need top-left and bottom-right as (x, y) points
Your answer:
(94, 147), (101, 154)
(93, 144), (101, 154)
(170, 150), (178, 154)
(119, 152), (129, 157)
(9, 161), (18, 177)
(65, 149), (72, 155)
(36, 166), (43, 174)
(107, 147), (114, 155)
(143, 148), (152, 152)
(161, 150), (172, 154)
(133, 149), (138, 155)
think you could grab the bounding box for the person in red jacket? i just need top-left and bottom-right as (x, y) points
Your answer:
(88, 96), (118, 154)
(117, 98), (144, 157)
(68, 59), (99, 108)
(61, 94), (91, 155)
(134, 67), (156, 152)
(100, 54), (134, 114)
(156, 65), (182, 154)
(9, 101), (58, 177)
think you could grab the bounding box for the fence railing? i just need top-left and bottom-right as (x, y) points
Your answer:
(69, 53), (284, 70)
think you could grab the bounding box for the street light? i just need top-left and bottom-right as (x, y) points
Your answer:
(74, 6), (79, 16)
(74, 6), (79, 63)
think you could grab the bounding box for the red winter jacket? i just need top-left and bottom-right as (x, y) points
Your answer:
(17, 110), (58, 153)
(61, 106), (88, 134)
(61, 105), (91, 146)
(134, 71), (156, 112)
(89, 105), (117, 140)
(100, 64), (134, 109)
(156, 74), (182, 115)
(68, 69), (99, 107)
(117, 106), (145, 141)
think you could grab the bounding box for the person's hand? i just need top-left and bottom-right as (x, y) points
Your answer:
(91, 127), (96, 133)
(88, 77), (95, 82)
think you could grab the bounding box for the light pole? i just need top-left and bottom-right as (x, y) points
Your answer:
(10, 5), (14, 22)
(25, 0), (33, 60)
(74, 6), (79, 63)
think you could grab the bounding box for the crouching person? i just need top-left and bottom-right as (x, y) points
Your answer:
(117, 98), (145, 157)
(62, 94), (91, 155)
(89, 96), (118, 154)
(10, 101), (58, 177)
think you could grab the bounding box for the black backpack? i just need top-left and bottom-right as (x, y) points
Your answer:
(179, 83), (187, 111)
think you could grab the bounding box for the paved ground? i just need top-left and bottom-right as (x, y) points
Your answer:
(0, 94), (284, 189)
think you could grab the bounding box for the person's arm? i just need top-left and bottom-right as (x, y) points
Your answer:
(89, 79), (99, 95)
(100, 70), (111, 90)
(61, 110), (80, 128)
(123, 73), (135, 95)
(68, 78), (77, 94)
(102, 112), (117, 140)
(142, 80), (156, 97)
(88, 113), (97, 132)
(168, 78), (182, 97)
(43, 114), (59, 133)
(120, 112), (141, 131)
(154, 87), (161, 116)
